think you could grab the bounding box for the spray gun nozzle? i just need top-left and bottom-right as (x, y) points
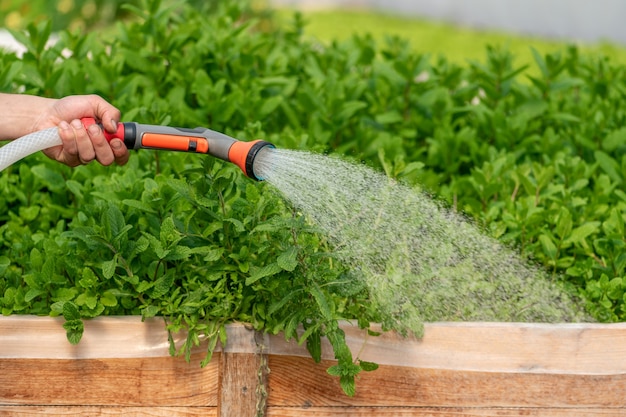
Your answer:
(81, 118), (274, 180)
(228, 140), (275, 181)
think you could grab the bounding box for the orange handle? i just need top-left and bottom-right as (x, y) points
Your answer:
(141, 133), (209, 153)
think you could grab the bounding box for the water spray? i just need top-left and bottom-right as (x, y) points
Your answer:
(0, 118), (274, 180)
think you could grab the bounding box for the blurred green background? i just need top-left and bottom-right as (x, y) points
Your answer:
(0, 0), (134, 31)
(2, 0), (626, 69)
(275, 8), (626, 67)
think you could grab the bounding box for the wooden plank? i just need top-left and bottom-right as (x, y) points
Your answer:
(217, 353), (266, 417)
(267, 356), (626, 409)
(0, 316), (178, 359)
(0, 353), (219, 407)
(0, 407), (217, 416)
(270, 322), (626, 374)
(267, 407), (626, 416)
(3, 317), (626, 376)
(0, 316), (259, 360)
(217, 330), (269, 417)
(2, 406), (625, 417)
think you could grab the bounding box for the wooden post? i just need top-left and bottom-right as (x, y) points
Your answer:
(217, 330), (269, 417)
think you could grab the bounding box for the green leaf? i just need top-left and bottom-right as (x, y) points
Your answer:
(160, 216), (180, 244)
(135, 236), (150, 253)
(66, 180), (84, 199)
(31, 165), (65, 191)
(19, 206), (40, 222)
(136, 280), (155, 293)
(310, 283), (333, 320)
(100, 291), (118, 307)
(76, 292), (98, 309)
(24, 288), (45, 303)
(555, 207), (572, 240)
(340, 375), (356, 397)
(122, 199), (157, 213)
(152, 272), (176, 299)
(30, 248), (44, 270)
(246, 263), (282, 285)
(102, 257), (117, 279)
(337, 101), (367, 121)
(539, 234), (557, 260)
(603, 208), (625, 237)
(564, 222), (601, 246)
(259, 95), (283, 117)
(548, 113), (580, 123)
(595, 150), (622, 183)
(375, 111), (403, 124)
(277, 246), (298, 272)
(104, 203), (126, 239)
(63, 319), (84, 345)
(305, 328), (322, 362)
(326, 365), (342, 376)
(359, 360), (379, 372)
(603, 128), (626, 152)
(79, 268), (98, 289)
(145, 233), (170, 259)
(224, 218), (245, 233)
(142, 305), (160, 319)
(0, 256), (10, 276)
(164, 245), (192, 261)
(195, 247), (224, 262)
(62, 301), (81, 321)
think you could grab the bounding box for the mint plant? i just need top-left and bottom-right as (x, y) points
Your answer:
(1, 0), (626, 396)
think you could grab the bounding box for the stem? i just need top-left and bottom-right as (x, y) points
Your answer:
(218, 189), (231, 251)
(153, 258), (164, 281)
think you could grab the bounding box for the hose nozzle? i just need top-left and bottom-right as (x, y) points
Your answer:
(227, 140), (274, 180)
(82, 118), (274, 180)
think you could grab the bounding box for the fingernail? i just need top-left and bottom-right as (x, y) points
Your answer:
(88, 124), (101, 135)
(59, 121), (70, 130)
(110, 139), (123, 150)
(71, 119), (83, 129)
(111, 119), (118, 130)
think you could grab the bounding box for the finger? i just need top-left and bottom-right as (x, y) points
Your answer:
(71, 119), (96, 165)
(90, 95), (121, 133)
(87, 123), (115, 166)
(110, 139), (130, 166)
(55, 120), (81, 167)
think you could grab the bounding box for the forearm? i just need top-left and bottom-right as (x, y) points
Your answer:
(0, 93), (56, 140)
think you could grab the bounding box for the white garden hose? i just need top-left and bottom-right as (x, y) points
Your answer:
(0, 127), (61, 172)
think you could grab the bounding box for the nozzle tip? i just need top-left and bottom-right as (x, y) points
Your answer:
(228, 140), (275, 181)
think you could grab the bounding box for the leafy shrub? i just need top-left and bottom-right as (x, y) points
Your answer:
(1, 0), (625, 395)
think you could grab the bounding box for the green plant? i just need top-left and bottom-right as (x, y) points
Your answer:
(0, 0), (383, 395)
(1, 0), (626, 397)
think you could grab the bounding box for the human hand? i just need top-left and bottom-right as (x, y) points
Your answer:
(33, 94), (129, 167)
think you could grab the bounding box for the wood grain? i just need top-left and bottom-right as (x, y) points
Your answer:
(267, 356), (626, 409)
(0, 353), (219, 407)
(0, 407), (217, 416)
(266, 407), (626, 416)
(218, 352), (267, 416)
(270, 321), (626, 374)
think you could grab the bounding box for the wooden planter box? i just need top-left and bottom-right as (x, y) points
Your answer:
(1, 316), (625, 416)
